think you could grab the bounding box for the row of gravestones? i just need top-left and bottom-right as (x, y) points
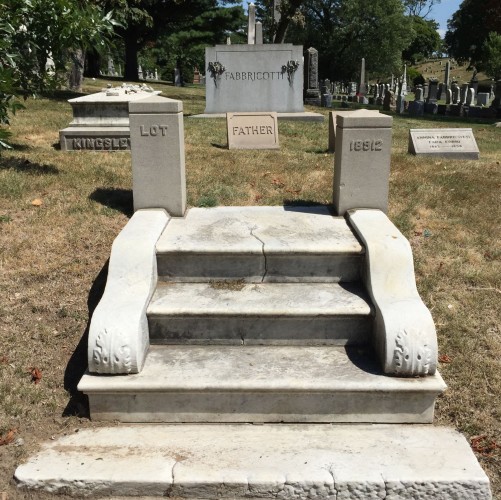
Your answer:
(303, 46), (501, 118)
(408, 79), (501, 118)
(316, 78), (500, 119)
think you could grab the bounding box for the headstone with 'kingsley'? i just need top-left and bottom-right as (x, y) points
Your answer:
(227, 112), (279, 149)
(408, 128), (479, 159)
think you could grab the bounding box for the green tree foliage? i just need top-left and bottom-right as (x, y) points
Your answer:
(403, 0), (440, 18)
(0, 19), (24, 149)
(257, 0), (439, 44)
(3, 0), (116, 91)
(102, 0), (245, 80)
(483, 32), (501, 79)
(147, 6), (246, 83)
(0, 0), (116, 149)
(445, 0), (501, 66)
(403, 16), (442, 63)
(286, 0), (413, 81)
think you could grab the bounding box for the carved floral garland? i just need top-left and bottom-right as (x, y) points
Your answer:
(282, 60), (300, 85)
(207, 61), (226, 87)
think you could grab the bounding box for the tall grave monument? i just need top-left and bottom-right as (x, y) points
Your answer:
(203, 5), (321, 119)
(357, 58), (367, 103)
(204, 44), (304, 113)
(303, 47), (321, 105)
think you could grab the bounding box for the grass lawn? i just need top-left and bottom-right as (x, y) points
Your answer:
(0, 78), (500, 499)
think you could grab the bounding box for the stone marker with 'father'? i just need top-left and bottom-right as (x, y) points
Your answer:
(227, 112), (279, 150)
(408, 128), (479, 159)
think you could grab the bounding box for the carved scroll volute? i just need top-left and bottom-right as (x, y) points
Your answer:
(348, 209), (439, 377)
(394, 329), (434, 376)
(92, 329), (133, 374)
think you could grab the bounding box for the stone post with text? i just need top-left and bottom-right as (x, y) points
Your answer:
(333, 110), (392, 215)
(129, 95), (186, 216)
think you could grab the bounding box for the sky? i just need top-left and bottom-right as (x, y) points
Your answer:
(428, 0), (462, 38)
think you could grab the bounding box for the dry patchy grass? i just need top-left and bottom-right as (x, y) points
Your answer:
(0, 78), (500, 499)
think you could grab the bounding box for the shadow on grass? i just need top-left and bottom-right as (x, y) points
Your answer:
(6, 142), (32, 152)
(0, 157), (59, 175)
(89, 187), (133, 217)
(283, 200), (333, 213)
(211, 143), (227, 149)
(39, 89), (87, 101)
(52, 141), (61, 150)
(305, 147), (331, 154)
(63, 260), (109, 418)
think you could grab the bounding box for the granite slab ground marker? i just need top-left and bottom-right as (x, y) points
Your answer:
(227, 112), (279, 149)
(408, 128), (479, 159)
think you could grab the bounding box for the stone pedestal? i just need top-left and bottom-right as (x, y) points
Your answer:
(129, 96), (186, 216)
(59, 85), (160, 151)
(333, 110), (392, 215)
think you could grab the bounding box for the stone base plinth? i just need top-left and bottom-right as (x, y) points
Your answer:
(59, 127), (130, 151)
(15, 424), (491, 498)
(190, 112), (324, 122)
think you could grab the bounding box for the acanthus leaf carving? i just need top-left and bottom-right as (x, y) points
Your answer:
(92, 328), (133, 374)
(393, 328), (433, 376)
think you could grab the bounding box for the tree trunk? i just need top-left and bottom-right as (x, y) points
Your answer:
(274, 20), (287, 43)
(124, 26), (139, 81)
(68, 47), (85, 92)
(273, 0), (304, 42)
(85, 48), (101, 78)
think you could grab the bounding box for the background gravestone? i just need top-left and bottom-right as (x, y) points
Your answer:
(205, 45), (304, 113)
(408, 128), (480, 160)
(59, 85), (160, 151)
(304, 47), (321, 105)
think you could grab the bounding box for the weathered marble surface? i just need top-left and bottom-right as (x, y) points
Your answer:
(156, 206), (364, 282)
(87, 209), (170, 374)
(348, 209), (438, 377)
(79, 345), (445, 423)
(147, 282), (372, 344)
(59, 84), (161, 151)
(15, 424), (491, 499)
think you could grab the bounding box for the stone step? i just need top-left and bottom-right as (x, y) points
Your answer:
(155, 206), (364, 282)
(78, 345), (446, 423)
(147, 282), (372, 345)
(14, 423), (491, 499)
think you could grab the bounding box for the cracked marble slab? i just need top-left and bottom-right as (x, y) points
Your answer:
(156, 206), (363, 254)
(15, 424), (491, 499)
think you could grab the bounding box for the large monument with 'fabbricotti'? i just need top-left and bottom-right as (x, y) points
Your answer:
(205, 44), (303, 113)
(204, 3), (308, 116)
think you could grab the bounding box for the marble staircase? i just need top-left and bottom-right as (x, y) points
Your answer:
(16, 206), (491, 499)
(78, 206), (445, 424)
